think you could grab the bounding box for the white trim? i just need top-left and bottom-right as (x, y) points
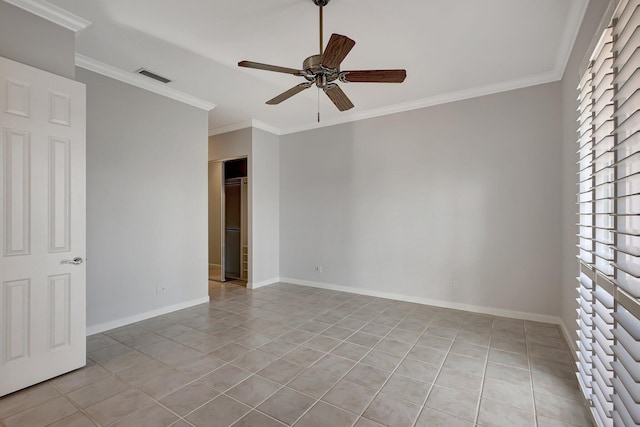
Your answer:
(280, 70), (559, 135)
(560, 319), (578, 362)
(554, 0), (590, 79)
(75, 54), (216, 111)
(209, 119), (281, 137)
(280, 277), (562, 325)
(215, 70), (562, 137)
(3, 0), (91, 32)
(86, 296), (210, 336)
(248, 277), (280, 290)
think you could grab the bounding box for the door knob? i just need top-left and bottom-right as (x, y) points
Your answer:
(62, 257), (84, 265)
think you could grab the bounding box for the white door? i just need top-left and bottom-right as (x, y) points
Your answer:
(0, 56), (86, 397)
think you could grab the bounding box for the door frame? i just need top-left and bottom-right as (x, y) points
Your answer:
(208, 155), (248, 283)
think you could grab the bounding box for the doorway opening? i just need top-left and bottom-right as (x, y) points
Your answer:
(208, 157), (248, 286)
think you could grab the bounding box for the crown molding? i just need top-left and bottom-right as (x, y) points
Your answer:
(554, 0), (590, 79)
(279, 69), (560, 135)
(209, 119), (281, 136)
(3, 0), (91, 32)
(75, 54), (216, 111)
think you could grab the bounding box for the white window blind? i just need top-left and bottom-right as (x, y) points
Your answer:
(576, 1), (640, 426)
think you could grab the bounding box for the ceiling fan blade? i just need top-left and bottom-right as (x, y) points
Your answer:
(323, 83), (354, 111)
(266, 82), (313, 105)
(320, 34), (355, 70)
(341, 69), (407, 83)
(238, 60), (302, 76)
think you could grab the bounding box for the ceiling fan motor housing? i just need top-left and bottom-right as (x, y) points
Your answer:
(313, 0), (331, 6)
(302, 54), (339, 88)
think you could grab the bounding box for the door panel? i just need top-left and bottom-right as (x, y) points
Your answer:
(0, 56), (86, 397)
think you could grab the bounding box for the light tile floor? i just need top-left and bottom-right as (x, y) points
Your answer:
(0, 282), (592, 427)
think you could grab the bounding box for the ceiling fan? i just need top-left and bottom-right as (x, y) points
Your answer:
(238, 0), (407, 116)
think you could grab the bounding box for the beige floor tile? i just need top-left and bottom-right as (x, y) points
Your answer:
(186, 394), (251, 427)
(66, 375), (130, 408)
(374, 338), (413, 356)
(177, 355), (227, 378)
(232, 410), (286, 427)
(86, 334), (120, 353)
(425, 385), (479, 422)
(482, 378), (534, 411)
(407, 345), (448, 365)
(116, 359), (177, 386)
(450, 340), (489, 360)
(415, 407), (473, 427)
(50, 365), (112, 393)
(295, 401), (357, 427)
(199, 364), (252, 392)
(304, 335), (342, 352)
(331, 342), (370, 361)
(109, 404), (178, 427)
(347, 332), (383, 348)
(258, 359), (305, 384)
(312, 354), (356, 378)
(226, 375), (281, 407)
(344, 364), (390, 390)
(484, 362), (531, 385)
(477, 398), (536, 427)
(395, 358), (439, 383)
(435, 367), (483, 393)
(85, 389), (154, 426)
(488, 348), (530, 370)
(442, 353), (486, 377)
(232, 350), (279, 373)
(415, 334), (453, 351)
(98, 350), (151, 373)
(209, 342), (252, 361)
(354, 416), (386, 426)
(46, 412), (98, 427)
(362, 393), (421, 427)
(137, 371), (196, 399)
(322, 379), (377, 414)
(3, 396), (77, 427)
(282, 346), (325, 367)
(534, 392), (592, 426)
(361, 349), (403, 371)
(287, 368), (339, 398)
(159, 382), (219, 416)
(381, 373), (431, 405)
(0, 283), (586, 427)
(0, 382), (61, 420)
(257, 387), (315, 425)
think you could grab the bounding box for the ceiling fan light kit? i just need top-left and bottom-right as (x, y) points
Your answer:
(238, 0), (407, 118)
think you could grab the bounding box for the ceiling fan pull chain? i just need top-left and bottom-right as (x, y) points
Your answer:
(317, 87), (321, 123)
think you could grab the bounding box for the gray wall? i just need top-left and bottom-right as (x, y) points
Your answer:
(560, 0), (612, 342)
(280, 82), (563, 318)
(209, 127), (280, 287)
(78, 68), (209, 329)
(0, 1), (76, 79)
(251, 128), (280, 286)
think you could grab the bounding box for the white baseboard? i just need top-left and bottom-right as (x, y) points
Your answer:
(87, 296), (210, 336)
(280, 277), (563, 325)
(248, 277), (281, 290)
(560, 319), (578, 363)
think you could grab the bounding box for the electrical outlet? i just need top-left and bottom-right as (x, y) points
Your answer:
(156, 285), (167, 295)
(452, 280), (459, 289)
(315, 265), (323, 273)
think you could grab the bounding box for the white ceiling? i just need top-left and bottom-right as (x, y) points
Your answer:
(48, 0), (588, 135)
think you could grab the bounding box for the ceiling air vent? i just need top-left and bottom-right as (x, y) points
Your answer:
(136, 68), (172, 84)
